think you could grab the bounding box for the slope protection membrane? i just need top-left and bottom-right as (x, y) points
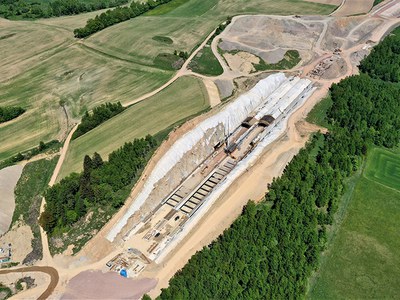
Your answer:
(107, 73), (287, 242)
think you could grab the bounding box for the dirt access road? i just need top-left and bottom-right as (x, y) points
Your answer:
(0, 266), (58, 300)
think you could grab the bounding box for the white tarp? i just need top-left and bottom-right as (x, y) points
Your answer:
(107, 73), (287, 242)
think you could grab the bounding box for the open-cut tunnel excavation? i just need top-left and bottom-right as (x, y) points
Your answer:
(103, 73), (316, 277)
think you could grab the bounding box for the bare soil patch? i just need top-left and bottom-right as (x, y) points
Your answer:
(202, 79), (221, 107)
(223, 51), (260, 74)
(321, 56), (348, 79)
(62, 270), (157, 299)
(223, 16), (324, 53)
(0, 221), (33, 263)
(215, 79), (235, 99)
(0, 165), (23, 235)
(0, 271), (49, 299)
(219, 40), (286, 64)
(332, 0), (374, 16)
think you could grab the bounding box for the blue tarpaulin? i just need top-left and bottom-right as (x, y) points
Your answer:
(120, 269), (128, 278)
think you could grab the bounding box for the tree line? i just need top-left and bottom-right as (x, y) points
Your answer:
(157, 29), (400, 299)
(72, 102), (125, 140)
(0, 0), (128, 19)
(0, 105), (25, 123)
(74, 0), (174, 38)
(0, 140), (61, 175)
(360, 27), (400, 82)
(40, 135), (158, 235)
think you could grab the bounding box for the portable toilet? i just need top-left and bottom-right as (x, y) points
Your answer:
(120, 269), (128, 278)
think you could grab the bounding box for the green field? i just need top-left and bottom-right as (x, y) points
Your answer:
(364, 147), (400, 192)
(308, 147), (400, 299)
(0, 0), (336, 164)
(0, 43), (171, 161)
(144, 0), (191, 16)
(58, 76), (209, 179)
(189, 46), (223, 76)
(306, 96), (333, 128)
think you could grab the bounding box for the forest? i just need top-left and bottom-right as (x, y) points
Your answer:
(360, 27), (400, 82)
(0, 0), (128, 19)
(0, 105), (25, 123)
(72, 102), (125, 140)
(158, 29), (400, 299)
(40, 135), (158, 235)
(74, 0), (174, 38)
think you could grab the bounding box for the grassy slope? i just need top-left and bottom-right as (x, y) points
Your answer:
(12, 157), (58, 263)
(0, 0), (335, 163)
(306, 96), (332, 129)
(308, 147), (400, 299)
(255, 50), (301, 71)
(189, 46), (223, 76)
(58, 76), (209, 178)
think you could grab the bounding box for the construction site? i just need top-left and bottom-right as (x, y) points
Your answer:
(2, 0), (400, 298)
(104, 73), (316, 277)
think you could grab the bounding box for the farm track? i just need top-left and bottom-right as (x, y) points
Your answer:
(38, 124), (78, 267)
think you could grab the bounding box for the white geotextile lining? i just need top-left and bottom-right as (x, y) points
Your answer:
(154, 86), (316, 263)
(106, 73), (287, 242)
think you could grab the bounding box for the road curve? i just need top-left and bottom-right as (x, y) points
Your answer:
(0, 266), (59, 300)
(122, 28), (217, 107)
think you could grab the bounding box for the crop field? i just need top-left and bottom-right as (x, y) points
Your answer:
(165, 0), (335, 17)
(0, 19), (72, 82)
(0, 43), (171, 161)
(0, 0), (335, 165)
(33, 8), (111, 30)
(58, 76), (209, 179)
(364, 147), (400, 192)
(84, 16), (219, 67)
(144, 0), (191, 16)
(308, 147), (400, 299)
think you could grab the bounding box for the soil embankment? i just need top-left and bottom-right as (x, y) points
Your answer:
(62, 270), (156, 299)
